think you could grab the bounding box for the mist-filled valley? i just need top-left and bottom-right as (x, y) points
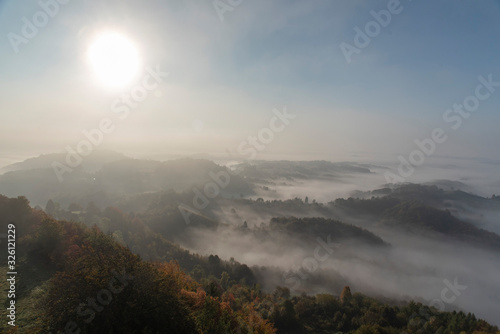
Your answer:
(1, 152), (499, 333)
(2, 1), (500, 333)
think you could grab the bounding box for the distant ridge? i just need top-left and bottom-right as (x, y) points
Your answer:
(0, 149), (130, 174)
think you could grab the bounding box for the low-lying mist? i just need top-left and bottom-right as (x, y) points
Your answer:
(2, 153), (499, 326)
(175, 200), (500, 327)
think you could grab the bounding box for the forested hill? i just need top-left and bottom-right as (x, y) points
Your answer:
(1, 195), (499, 333)
(333, 186), (500, 252)
(268, 216), (387, 247)
(0, 156), (253, 208)
(382, 201), (500, 250)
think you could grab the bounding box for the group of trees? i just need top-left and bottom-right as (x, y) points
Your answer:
(43, 197), (259, 288)
(1, 195), (499, 333)
(11, 211), (275, 333)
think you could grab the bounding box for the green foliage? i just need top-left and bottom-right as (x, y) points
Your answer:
(259, 290), (499, 334)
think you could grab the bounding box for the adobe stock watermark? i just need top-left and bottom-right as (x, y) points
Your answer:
(403, 277), (467, 334)
(178, 106), (296, 224)
(212, 0), (244, 22)
(49, 269), (134, 334)
(340, 0), (406, 64)
(385, 74), (499, 184)
(7, 0), (71, 54)
(282, 235), (339, 292)
(51, 65), (169, 182)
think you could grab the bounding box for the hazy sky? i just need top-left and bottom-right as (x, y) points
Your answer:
(1, 0), (499, 165)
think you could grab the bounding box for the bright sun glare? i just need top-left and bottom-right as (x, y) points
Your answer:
(87, 32), (141, 89)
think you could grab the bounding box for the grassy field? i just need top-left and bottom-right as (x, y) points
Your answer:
(0, 255), (55, 333)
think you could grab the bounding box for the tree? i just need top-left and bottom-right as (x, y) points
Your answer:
(340, 286), (352, 304)
(191, 265), (206, 281)
(29, 218), (64, 264)
(209, 254), (221, 266)
(42, 225), (198, 333)
(272, 286), (290, 301)
(271, 299), (302, 333)
(45, 199), (57, 216)
(221, 272), (230, 290)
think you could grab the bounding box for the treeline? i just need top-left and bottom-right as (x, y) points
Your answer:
(44, 197), (256, 286)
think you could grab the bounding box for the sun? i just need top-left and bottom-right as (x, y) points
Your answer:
(87, 31), (141, 89)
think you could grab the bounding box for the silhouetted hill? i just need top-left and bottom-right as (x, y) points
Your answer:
(0, 157), (254, 207)
(235, 160), (372, 182)
(389, 184), (487, 207)
(358, 184), (500, 211)
(334, 187), (500, 251)
(382, 201), (500, 250)
(0, 149), (129, 174)
(269, 216), (387, 247)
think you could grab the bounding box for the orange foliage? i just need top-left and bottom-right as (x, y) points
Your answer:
(181, 288), (207, 309)
(152, 261), (199, 292)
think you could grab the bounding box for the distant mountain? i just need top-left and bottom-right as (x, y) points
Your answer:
(0, 149), (130, 174)
(423, 179), (472, 192)
(349, 183), (500, 211)
(0, 155), (382, 210)
(234, 160), (372, 182)
(388, 184), (487, 208)
(0, 156), (254, 207)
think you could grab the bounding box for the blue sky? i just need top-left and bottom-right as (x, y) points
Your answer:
(0, 0), (499, 165)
